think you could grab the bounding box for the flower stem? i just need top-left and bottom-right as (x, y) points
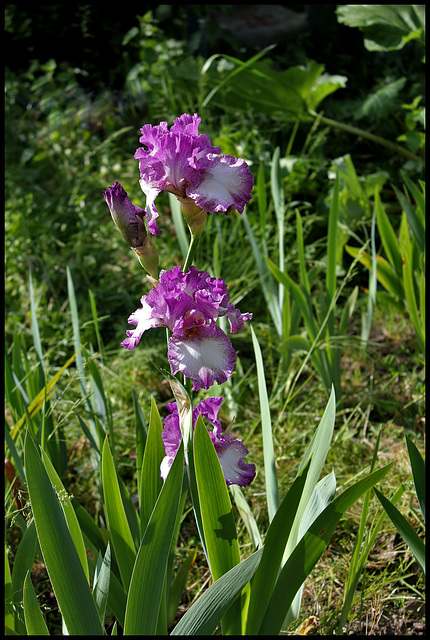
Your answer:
(182, 235), (200, 272)
(308, 110), (422, 163)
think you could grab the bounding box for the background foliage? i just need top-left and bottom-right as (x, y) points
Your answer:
(5, 4), (425, 635)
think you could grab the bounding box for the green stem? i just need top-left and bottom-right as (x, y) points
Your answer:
(182, 235), (200, 272)
(309, 110), (422, 163)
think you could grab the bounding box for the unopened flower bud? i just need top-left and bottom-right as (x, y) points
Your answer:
(177, 195), (207, 239)
(103, 182), (159, 277)
(103, 182), (148, 249)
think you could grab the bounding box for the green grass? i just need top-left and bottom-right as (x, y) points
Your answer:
(5, 7), (425, 635)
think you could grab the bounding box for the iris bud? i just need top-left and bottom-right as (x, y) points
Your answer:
(103, 182), (159, 278)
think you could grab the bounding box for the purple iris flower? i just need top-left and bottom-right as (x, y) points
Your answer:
(160, 397), (256, 487)
(121, 265), (252, 391)
(134, 113), (254, 235)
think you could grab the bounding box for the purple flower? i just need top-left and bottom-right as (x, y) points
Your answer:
(160, 397), (256, 487)
(121, 265), (252, 391)
(134, 113), (254, 235)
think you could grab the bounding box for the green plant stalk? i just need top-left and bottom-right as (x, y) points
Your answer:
(309, 110), (422, 163)
(183, 235), (200, 272)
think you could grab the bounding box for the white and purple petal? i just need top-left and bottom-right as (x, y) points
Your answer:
(210, 432), (256, 486)
(120, 298), (161, 350)
(168, 323), (236, 391)
(186, 154), (254, 214)
(159, 396), (255, 487)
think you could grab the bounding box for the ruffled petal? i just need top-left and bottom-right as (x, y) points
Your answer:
(211, 434), (256, 486)
(186, 154), (254, 213)
(224, 303), (253, 334)
(138, 179), (162, 235)
(168, 323), (236, 391)
(120, 298), (161, 350)
(159, 396), (255, 486)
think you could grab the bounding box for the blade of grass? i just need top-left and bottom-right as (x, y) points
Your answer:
(251, 325), (280, 522)
(271, 147), (285, 311)
(242, 209), (282, 334)
(10, 348), (82, 440)
(405, 435), (425, 523)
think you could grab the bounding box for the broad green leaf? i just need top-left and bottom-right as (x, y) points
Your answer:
(401, 173), (425, 226)
(194, 415), (242, 635)
(11, 519), (37, 616)
(24, 434), (103, 635)
(336, 5), (425, 51)
(133, 389), (147, 495)
(345, 245), (404, 299)
(92, 544), (111, 626)
(251, 325), (280, 522)
(5, 545), (14, 631)
(166, 489), (190, 628)
(374, 488), (425, 574)
(139, 396), (165, 536)
(208, 57), (346, 118)
(41, 449), (89, 582)
(279, 334), (311, 354)
(167, 548), (197, 628)
(82, 531), (126, 629)
(123, 441), (184, 635)
(23, 571), (49, 635)
(229, 484), (262, 551)
(355, 78), (407, 120)
(281, 386), (336, 625)
(405, 436), (425, 523)
(246, 462), (310, 634)
(171, 548), (264, 636)
(375, 189), (404, 276)
(259, 462), (394, 635)
(394, 184), (426, 254)
(101, 437), (136, 591)
(201, 44), (277, 108)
